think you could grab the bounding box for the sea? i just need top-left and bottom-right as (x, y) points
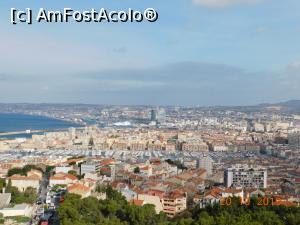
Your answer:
(0, 113), (80, 139)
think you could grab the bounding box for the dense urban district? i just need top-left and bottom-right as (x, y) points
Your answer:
(0, 102), (300, 225)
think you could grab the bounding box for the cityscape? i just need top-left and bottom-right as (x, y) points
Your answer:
(1, 0), (300, 224)
(0, 102), (299, 224)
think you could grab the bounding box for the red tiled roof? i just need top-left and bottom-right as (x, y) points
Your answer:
(9, 174), (40, 181)
(50, 172), (77, 181)
(205, 188), (223, 198)
(143, 189), (165, 198)
(164, 189), (186, 199)
(101, 159), (114, 166)
(130, 199), (144, 206)
(100, 167), (111, 172)
(140, 166), (150, 170)
(224, 188), (243, 194)
(272, 200), (296, 207)
(68, 183), (90, 192)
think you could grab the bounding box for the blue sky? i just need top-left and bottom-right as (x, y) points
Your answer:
(0, 0), (300, 106)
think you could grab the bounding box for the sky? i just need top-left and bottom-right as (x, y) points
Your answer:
(0, 0), (300, 106)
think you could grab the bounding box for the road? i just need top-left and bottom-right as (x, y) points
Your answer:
(30, 172), (62, 225)
(39, 174), (48, 203)
(40, 173), (61, 225)
(0, 130), (46, 136)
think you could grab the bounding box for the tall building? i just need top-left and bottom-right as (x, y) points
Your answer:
(197, 155), (214, 176)
(110, 165), (116, 181)
(80, 161), (101, 175)
(224, 164), (267, 188)
(68, 127), (76, 139)
(288, 132), (300, 146)
(161, 191), (187, 217)
(157, 108), (166, 124)
(150, 109), (157, 121)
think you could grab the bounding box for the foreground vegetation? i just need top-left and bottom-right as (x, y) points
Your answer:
(58, 187), (300, 225)
(7, 164), (42, 177)
(0, 216), (30, 225)
(5, 180), (37, 204)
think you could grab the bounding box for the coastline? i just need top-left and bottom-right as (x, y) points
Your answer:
(0, 113), (82, 135)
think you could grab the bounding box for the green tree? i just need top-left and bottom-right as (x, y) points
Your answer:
(0, 178), (5, 191)
(134, 167), (140, 174)
(68, 170), (77, 176)
(7, 168), (23, 177)
(197, 211), (215, 225)
(7, 165), (42, 177)
(57, 187), (300, 225)
(6, 180), (37, 204)
(46, 165), (55, 173)
(252, 210), (283, 225)
(68, 161), (76, 166)
(0, 213), (4, 224)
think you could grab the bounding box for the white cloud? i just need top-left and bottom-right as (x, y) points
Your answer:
(0, 31), (106, 76)
(192, 0), (264, 8)
(288, 61), (300, 69)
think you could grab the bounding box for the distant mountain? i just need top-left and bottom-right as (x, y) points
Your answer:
(257, 100), (300, 114)
(0, 100), (300, 114)
(210, 100), (300, 114)
(276, 100), (300, 107)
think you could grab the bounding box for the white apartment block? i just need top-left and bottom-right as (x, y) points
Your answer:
(224, 164), (267, 189)
(198, 155), (214, 176)
(80, 161), (101, 175)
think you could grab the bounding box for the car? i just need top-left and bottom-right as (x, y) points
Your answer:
(59, 196), (65, 203)
(36, 207), (44, 216)
(47, 208), (55, 213)
(60, 190), (67, 195)
(45, 196), (51, 204)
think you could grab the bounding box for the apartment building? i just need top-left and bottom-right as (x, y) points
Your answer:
(8, 174), (40, 192)
(130, 142), (146, 151)
(49, 172), (77, 186)
(80, 160), (101, 175)
(197, 155), (214, 176)
(161, 190), (187, 217)
(224, 164), (267, 188)
(182, 142), (209, 152)
(199, 187), (244, 208)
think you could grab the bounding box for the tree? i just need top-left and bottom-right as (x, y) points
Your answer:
(252, 210), (283, 225)
(57, 187), (300, 225)
(5, 179), (12, 193)
(6, 179), (37, 204)
(22, 187), (38, 204)
(0, 213), (4, 224)
(165, 159), (187, 170)
(197, 211), (215, 225)
(7, 168), (23, 177)
(22, 164), (42, 174)
(96, 185), (107, 193)
(7, 165), (42, 177)
(68, 170), (77, 176)
(0, 178), (5, 191)
(134, 167), (140, 174)
(68, 161), (76, 166)
(46, 165), (55, 173)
